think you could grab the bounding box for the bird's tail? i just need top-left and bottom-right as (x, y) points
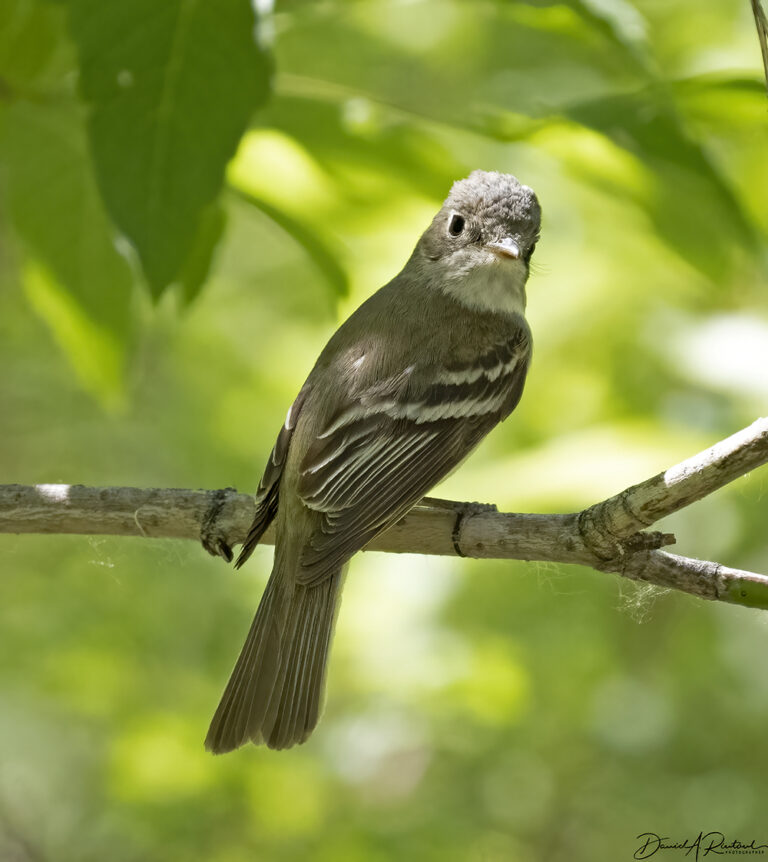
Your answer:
(205, 553), (342, 753)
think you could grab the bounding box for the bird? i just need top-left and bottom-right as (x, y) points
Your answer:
(205, 169), (541, 752)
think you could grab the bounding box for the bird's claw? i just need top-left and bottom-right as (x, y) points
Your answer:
(200, 488), (236, 562)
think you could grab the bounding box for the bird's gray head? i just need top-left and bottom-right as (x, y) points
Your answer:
(413, 170), (541, 314)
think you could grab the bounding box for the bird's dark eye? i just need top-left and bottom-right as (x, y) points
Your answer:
(524, 241), (537, 263)
(448, 213), (465, 237)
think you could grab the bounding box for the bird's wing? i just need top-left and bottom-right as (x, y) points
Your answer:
(235, 385), (311, 568)
(296, 326), (531, 585)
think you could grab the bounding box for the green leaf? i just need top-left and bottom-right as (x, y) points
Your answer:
(0, 0), (67, 91)
(275, 0), (648, 134)
(565, 90), (761, 282)
(177, 203), (226, 304)
(67, 0), (272, 297)
(0, 100), (133, 404)
(23, 260), (126, 410)
(561, 0), (651, 66)
(257, 95), (466, 201)
(671, 75), (768, 239)
(230, 186), (348, 299)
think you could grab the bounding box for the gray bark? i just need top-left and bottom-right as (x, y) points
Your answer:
(1, 417), (767, 609)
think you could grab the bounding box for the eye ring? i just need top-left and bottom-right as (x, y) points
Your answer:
(447, 213), (465, 237)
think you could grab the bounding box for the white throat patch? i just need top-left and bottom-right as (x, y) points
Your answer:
(439, 261), (527, 316)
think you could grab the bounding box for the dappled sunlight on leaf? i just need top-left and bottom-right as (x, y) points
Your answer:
(23, 261), (126, 410)
(229, 129), (338, 215)
(531, 120), (653, 205)
(0, 99), (134, 378)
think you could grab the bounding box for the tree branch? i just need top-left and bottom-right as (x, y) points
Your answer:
(1, 418), (767, 609)
(752, 0), (768, 95)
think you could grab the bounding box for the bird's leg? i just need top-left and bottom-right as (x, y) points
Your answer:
(418, 497), (498, 557)
(200, 487), (235, 562)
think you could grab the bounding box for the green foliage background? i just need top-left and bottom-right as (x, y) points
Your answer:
(1, 1), (768, 859)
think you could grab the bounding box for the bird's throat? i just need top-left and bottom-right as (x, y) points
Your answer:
(441, 263), (527, 317)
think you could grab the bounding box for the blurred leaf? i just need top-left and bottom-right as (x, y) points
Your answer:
(178, 203), (226, 304)
(0, 0), (69, 92)
(563, 0), (651, 64)
(0, 100), (133, 404)
(227, 128), (355, 304)
(258, 94), (465, 200)
(231, 187), (348, 299)
(563, 90), (761, 281)
(274, 0), (649, 128)
(674, 74), (768, 121)
(671, 75), (768, 238)
(67, 0), (272, 297)
(23, 260), (125, 409)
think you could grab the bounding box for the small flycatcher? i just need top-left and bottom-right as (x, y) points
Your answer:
(206, 170), (541, 752)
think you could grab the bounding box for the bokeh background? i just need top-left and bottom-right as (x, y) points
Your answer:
(2, 1), (768, 859)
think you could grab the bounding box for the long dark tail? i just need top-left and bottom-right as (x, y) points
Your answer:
(205, 558), (342, 753)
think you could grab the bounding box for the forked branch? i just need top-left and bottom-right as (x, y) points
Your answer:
(1, 417), (767, 609)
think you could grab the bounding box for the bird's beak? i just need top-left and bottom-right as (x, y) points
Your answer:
(486, 237), (521, 260)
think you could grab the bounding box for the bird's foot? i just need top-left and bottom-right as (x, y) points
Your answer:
(200, 487), (235, 562)
(419, 498), (498, 557)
